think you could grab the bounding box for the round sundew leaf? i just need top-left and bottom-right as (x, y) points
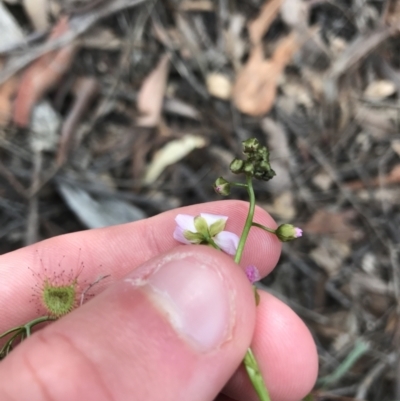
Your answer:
(42, 280), (78, 317)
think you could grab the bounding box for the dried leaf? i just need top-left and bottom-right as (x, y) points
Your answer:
(57, 182), (146, 229)
(313, 171), (333, 191)
(233, 34), (300, 116)
(137, 53), (170, 127)
(364, 80), (396, 100)
(304, 209), (363, 242)
(262, 191), (296, 220)
(281, 0), (309, 28)
(0, 2), (24, 125)
(310, 238), (351, 277)
(0, 1), (24, 44)
(233, 45), (279, 116)
(248, 0), (283, 44)
(30, 101), (60, 152)
(206, 73), (232, 99)
(164, 98), (200, 120)
(143, 135), (207, 185)
(23, 0), (50, 30)
(13, 16), (78, 127)
(391, 139), (400, 156)
(0, 75), (18, 126)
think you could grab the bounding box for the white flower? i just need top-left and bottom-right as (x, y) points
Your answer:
(173, 213), (239, 255)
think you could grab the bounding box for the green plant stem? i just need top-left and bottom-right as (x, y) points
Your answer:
(0, 325), (23, 339)
(244, 348), (271, 401)
(25, 316), (55, 337)
(231, 182), (248, 189)
(0, 316), (56, 360)
(252, 222), (276, 234)
(234, 175), (271, 401)
(234, 175), (255, 264)
(208, 238), (222, 252)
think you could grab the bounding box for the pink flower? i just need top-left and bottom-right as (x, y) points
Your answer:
(294, 227), (303, 238)
(173, 213), (239, 255)
(245, 265), (260, 283)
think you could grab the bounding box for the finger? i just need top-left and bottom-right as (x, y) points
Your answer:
(224, 291), (318, 401)
(0, 200), (281, 329)
(0, 246), (256, 401)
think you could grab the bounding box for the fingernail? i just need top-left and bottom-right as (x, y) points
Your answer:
(125, 251), (235, 352)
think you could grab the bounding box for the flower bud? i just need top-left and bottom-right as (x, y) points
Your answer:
(230, 158), (244, 174)
(242, 138), (259, 153)
(243, 161), (254, 174)
(275, 224), (303, 242)
(213, 177), (231, 196)
(245, 265), (260, 284)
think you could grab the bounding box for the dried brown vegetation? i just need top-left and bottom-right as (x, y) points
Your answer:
(0, 0), (400, 399)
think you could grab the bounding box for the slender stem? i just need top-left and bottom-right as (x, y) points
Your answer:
(233, 175), (271, 401)
(234, 175), (255, 264)
(0, 325), (23, 339)
(25, 316), (55, 337)
(231, 182), (248, 189)
(252, 222), (276, 234)
(244, 348), (271, 401)
(208, 238), (222, 252)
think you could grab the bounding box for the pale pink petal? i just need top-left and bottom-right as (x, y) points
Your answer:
(295, 227), (303, 238)
(173, 226), (192, 244)
(214, 230), (239, 255)
(175, 214), (196, 232)
(245, 265), (260, 283)
(200, 213), (228, 227)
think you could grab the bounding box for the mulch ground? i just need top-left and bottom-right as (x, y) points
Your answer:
(1, 0), (400, 399)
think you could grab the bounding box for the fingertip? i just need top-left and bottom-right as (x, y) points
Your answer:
(225, 291), (318, 401)
(253, 292), (318, 401)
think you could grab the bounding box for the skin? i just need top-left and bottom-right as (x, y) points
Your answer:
(0, 200), (318, 401)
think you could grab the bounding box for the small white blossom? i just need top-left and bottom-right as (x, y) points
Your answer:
(173, 213), (239, 255)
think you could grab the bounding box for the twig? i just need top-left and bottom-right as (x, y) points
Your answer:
(355, 352), (395, 400)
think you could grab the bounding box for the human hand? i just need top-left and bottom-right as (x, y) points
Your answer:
(0, 200), (318, 401)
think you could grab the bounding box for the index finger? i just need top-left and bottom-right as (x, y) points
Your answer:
(0, 200), (281, 330)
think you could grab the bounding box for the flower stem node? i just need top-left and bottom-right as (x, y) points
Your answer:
(214, 177), (231, 196)
(275, 224), (303, 242)
(174, 213), (239, 255)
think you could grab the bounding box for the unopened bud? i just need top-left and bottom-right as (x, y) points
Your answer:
(230, 158), (244, 174)
(214, 177), (231, 196)
(243, 161), (254, 174)
(242, 138), (259, 153)
(275, 224), (303, 242)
